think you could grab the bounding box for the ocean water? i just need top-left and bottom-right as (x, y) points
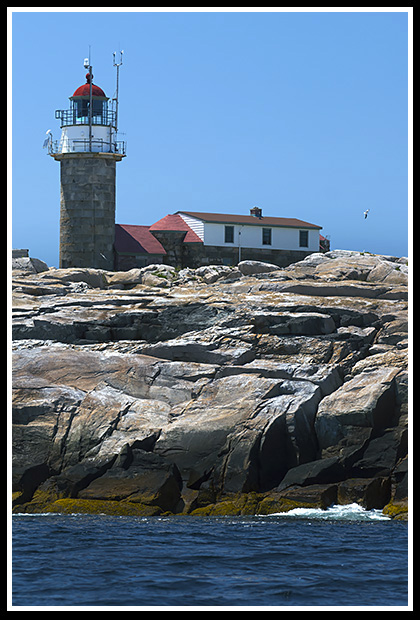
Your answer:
(10, 504), (409, 609)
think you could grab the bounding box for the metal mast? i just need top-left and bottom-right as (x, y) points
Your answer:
(83, 51), (93, 151)
(89, 66), (93, 151)
(113, 50), (123, 136)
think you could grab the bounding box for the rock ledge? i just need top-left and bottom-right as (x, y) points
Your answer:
(12, 252), (408, 519)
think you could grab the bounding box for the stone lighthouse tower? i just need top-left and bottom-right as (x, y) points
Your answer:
(48, 57), (125, 270)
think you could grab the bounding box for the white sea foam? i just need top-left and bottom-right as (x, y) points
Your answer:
(12, 503), (391, 521)
(12, 512), (54, 517)
(269, 503), (391, 521)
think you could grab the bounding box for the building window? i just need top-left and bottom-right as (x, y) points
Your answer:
(224, 226), (234, 243)
(299, 230), (309, 247)
(262, 228), (272, 245)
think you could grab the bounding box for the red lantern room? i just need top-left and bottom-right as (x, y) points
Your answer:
(69, 73), (110, 123)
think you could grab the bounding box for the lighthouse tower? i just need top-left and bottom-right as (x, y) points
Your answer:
(48, 57), (125, 270)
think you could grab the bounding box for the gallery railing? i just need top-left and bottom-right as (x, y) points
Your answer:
(48, 138), (126, 155)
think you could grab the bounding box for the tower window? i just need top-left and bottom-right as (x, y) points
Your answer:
(299, 230), (309, 247)
(73, 99), (106, 121)
(92, 100), (105, 116)
(262, 228), (272, 245)
(224, 226), (234, 243)
(75, 99), (89, 118)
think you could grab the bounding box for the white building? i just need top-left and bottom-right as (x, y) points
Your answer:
(120, 207), (326, 269)
(116, 207), (325, 269)
(177, 207), (321, 256)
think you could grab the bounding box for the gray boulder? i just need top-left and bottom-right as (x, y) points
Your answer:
(195, 265), (242, 283)
(12, 257), (49, 274)
(238, 260), (280, 275)
(38, 267), (107, 289)
(315, 367), (401, 455)
(78, 449), (183, 513)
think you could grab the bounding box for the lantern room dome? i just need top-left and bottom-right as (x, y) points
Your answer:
(72, 73), (107, 98)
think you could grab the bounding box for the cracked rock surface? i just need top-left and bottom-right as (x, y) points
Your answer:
(12, 251), (408, 517)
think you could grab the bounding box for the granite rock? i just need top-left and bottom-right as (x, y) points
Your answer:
(12, 250), (409, 517)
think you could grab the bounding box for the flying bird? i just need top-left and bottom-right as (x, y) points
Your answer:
(364, 209), (370, 219)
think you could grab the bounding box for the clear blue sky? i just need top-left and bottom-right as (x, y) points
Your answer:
(10, 9), (411, 267)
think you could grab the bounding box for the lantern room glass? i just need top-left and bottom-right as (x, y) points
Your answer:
(71, 98), (108, 124)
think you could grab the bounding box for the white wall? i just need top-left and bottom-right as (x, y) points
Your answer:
(178, 214), (205, 240)
(202, 222), (319, 252)
(59, 125), (114, 153)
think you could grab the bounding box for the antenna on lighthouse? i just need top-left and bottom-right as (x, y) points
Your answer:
(84, 49), (93, 151)
(112, 50), (123, 135)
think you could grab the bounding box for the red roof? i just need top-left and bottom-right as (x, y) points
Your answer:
(72, 73), (107, 98)
(149, 214), (203, 243)
(114, 224), (166, 255)
(177, 211), (322, 229)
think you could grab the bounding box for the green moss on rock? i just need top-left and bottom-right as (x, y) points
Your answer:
(12, 495), (163, 516)
(188, 492), (318, 516)
(12, 489), (409, 520)
(257, 496), (306, 514)
(382, 500), (408, 520)
(189, 493), (257, 516)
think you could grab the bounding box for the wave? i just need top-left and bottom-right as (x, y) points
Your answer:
(268, 502), (391, 521)
(12, 512), (55, 517)
(12, 503), (391, 521)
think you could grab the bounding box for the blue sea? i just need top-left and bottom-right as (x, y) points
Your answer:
(10, 504), (410, 609)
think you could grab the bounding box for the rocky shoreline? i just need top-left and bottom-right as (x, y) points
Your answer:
(11, 250), (409, 519)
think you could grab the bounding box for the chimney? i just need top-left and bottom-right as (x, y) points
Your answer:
(250, 206), (262, 218)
